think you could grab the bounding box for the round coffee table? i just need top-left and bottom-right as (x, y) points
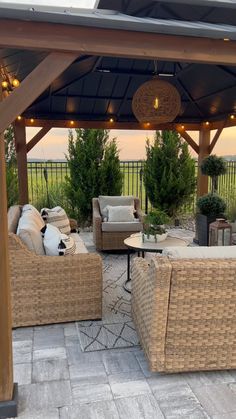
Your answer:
(123, 233), (189, 293)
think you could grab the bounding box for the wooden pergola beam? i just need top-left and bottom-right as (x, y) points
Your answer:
(13, 124), (28, 205)
(197, 127), (211, 197)
(22, 119), (201, 131)
(26, 126), (51, 153)
(0, 51), (79, 134)
(1, 19), (236, 65)
(175, 127), (199, 154)
(0, 81), (16, 417)
(22, 118), (236, 131)
(208, 121), (227, 154)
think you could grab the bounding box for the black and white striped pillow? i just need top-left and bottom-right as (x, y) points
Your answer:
(41, 206), (70, 235)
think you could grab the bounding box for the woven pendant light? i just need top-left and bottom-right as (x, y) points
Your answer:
(132, 77), (181, 124)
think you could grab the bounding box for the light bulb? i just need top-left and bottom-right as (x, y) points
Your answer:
(30, 118), (34, 123)
(109, 118), (114, 123)
(153, 97), (159, 110)
(17, 116), (22, 121)
(12, 77), (20, 88)
(1, 80), (8, 89)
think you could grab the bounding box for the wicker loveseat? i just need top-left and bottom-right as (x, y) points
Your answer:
(132, 246), (236, 373)
(93, 196), (143, 251)
(8, 205), (102, 328)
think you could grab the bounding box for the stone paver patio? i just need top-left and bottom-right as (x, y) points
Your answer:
(11, 230), (236, 419)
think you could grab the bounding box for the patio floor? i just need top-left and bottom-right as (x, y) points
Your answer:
(11, 230), (236, 419)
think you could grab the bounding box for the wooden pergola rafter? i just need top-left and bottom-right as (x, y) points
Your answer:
(1, 6), (236, 416)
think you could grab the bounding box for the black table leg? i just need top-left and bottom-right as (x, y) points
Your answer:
(123, 248), (131, 293)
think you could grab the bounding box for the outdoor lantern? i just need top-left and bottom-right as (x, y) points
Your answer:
(132, 77), (181, 124)
(209, 218), (232, 246)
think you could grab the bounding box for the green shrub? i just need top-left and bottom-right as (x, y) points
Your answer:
(144, 130), (196, 218)
(4, 126), (18, 207)
(65, 129), (122, 223)
(197, 193), (226, 216)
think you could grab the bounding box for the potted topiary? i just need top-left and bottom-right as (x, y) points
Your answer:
(196, 193), (226, 245)
(143, 209), (170, 242)
(200, 155), (227, 193)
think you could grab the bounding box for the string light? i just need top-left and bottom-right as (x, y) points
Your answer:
(205, 121), (210, 126)
(17, 116), (22, 121)
(230, 115), (235, 119)
(12, 77), (20, 88)
(70, 120), (74, 125)
(30, 118), (34, 123)
(109, 118), (114, 123)
(1, 80), (8, 89)
(181, 125), (185, 130)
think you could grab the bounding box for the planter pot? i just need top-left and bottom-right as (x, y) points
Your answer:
(143, 232), (167, 243)
(230, 221), (236, 233)
(195, 214), (217, 246)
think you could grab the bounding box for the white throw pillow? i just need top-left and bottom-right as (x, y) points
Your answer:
(17, 210), (45, 255)
(41, 224), (76, 256)
(22, 204), (45, 229)
(41, 206), (70, 235)
(106, 205), (135, 222)
(99, 196), (135, 219)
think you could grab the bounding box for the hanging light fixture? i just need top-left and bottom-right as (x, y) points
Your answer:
(132, 61), (181, 124)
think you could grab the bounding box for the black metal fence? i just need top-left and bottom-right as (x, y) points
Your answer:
(27, 160), (236, 213)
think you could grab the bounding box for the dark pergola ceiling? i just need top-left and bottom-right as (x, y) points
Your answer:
(99, 0), (236, 26)
(1, 0), (236, 125)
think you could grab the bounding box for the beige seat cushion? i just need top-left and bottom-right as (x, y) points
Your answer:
(98, 195), (134, 219)
(162, 245), (236, 259)
(17, 210), (45, 255)
(70, 233), (88, 253)
(102, 221), (142, 232)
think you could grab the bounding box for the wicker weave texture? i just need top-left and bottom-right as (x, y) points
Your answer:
(132, 255), (236, 373)
(92, 197), (144, 251)
(9, 231), (102, 328)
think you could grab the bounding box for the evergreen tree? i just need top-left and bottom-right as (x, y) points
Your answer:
(65, 129), (122, 222)
(100, 139), (123, 196)
(4, 126), (18, 207)
(144, 130), (196, 218)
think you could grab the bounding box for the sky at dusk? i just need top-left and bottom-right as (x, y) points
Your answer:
(27, 127), (236, 161)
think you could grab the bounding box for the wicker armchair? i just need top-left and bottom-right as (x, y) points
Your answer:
(8, 206), (102, 327)
(92, 197), (144, 251)
(132, 254), (236, 373)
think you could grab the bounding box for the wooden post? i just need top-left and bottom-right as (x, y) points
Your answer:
(14, 123), (28, 205)
(197, 127), (210, 197)
(0, 83), (17, 417)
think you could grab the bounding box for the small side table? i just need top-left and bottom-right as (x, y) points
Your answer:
(123, 233), (189, 293)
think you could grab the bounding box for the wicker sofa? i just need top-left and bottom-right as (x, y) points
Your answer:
(8, 205), (102, 328)
(132, 246), (236, 373)
(93, 196), (144, 251)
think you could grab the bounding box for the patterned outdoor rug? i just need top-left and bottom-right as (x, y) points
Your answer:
(77, 252), (140, 352)
(77, 228), (194, 352)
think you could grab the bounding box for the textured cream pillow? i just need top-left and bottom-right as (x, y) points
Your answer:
(99, 196), (134, 219)
(107, 205), (135, 222)
(41, 206), (70, 235)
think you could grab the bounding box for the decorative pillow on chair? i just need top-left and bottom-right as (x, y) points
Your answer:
(41, 224), (76, 256)
(106, 205), (135, 222)
(41, 206), (70, 235)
